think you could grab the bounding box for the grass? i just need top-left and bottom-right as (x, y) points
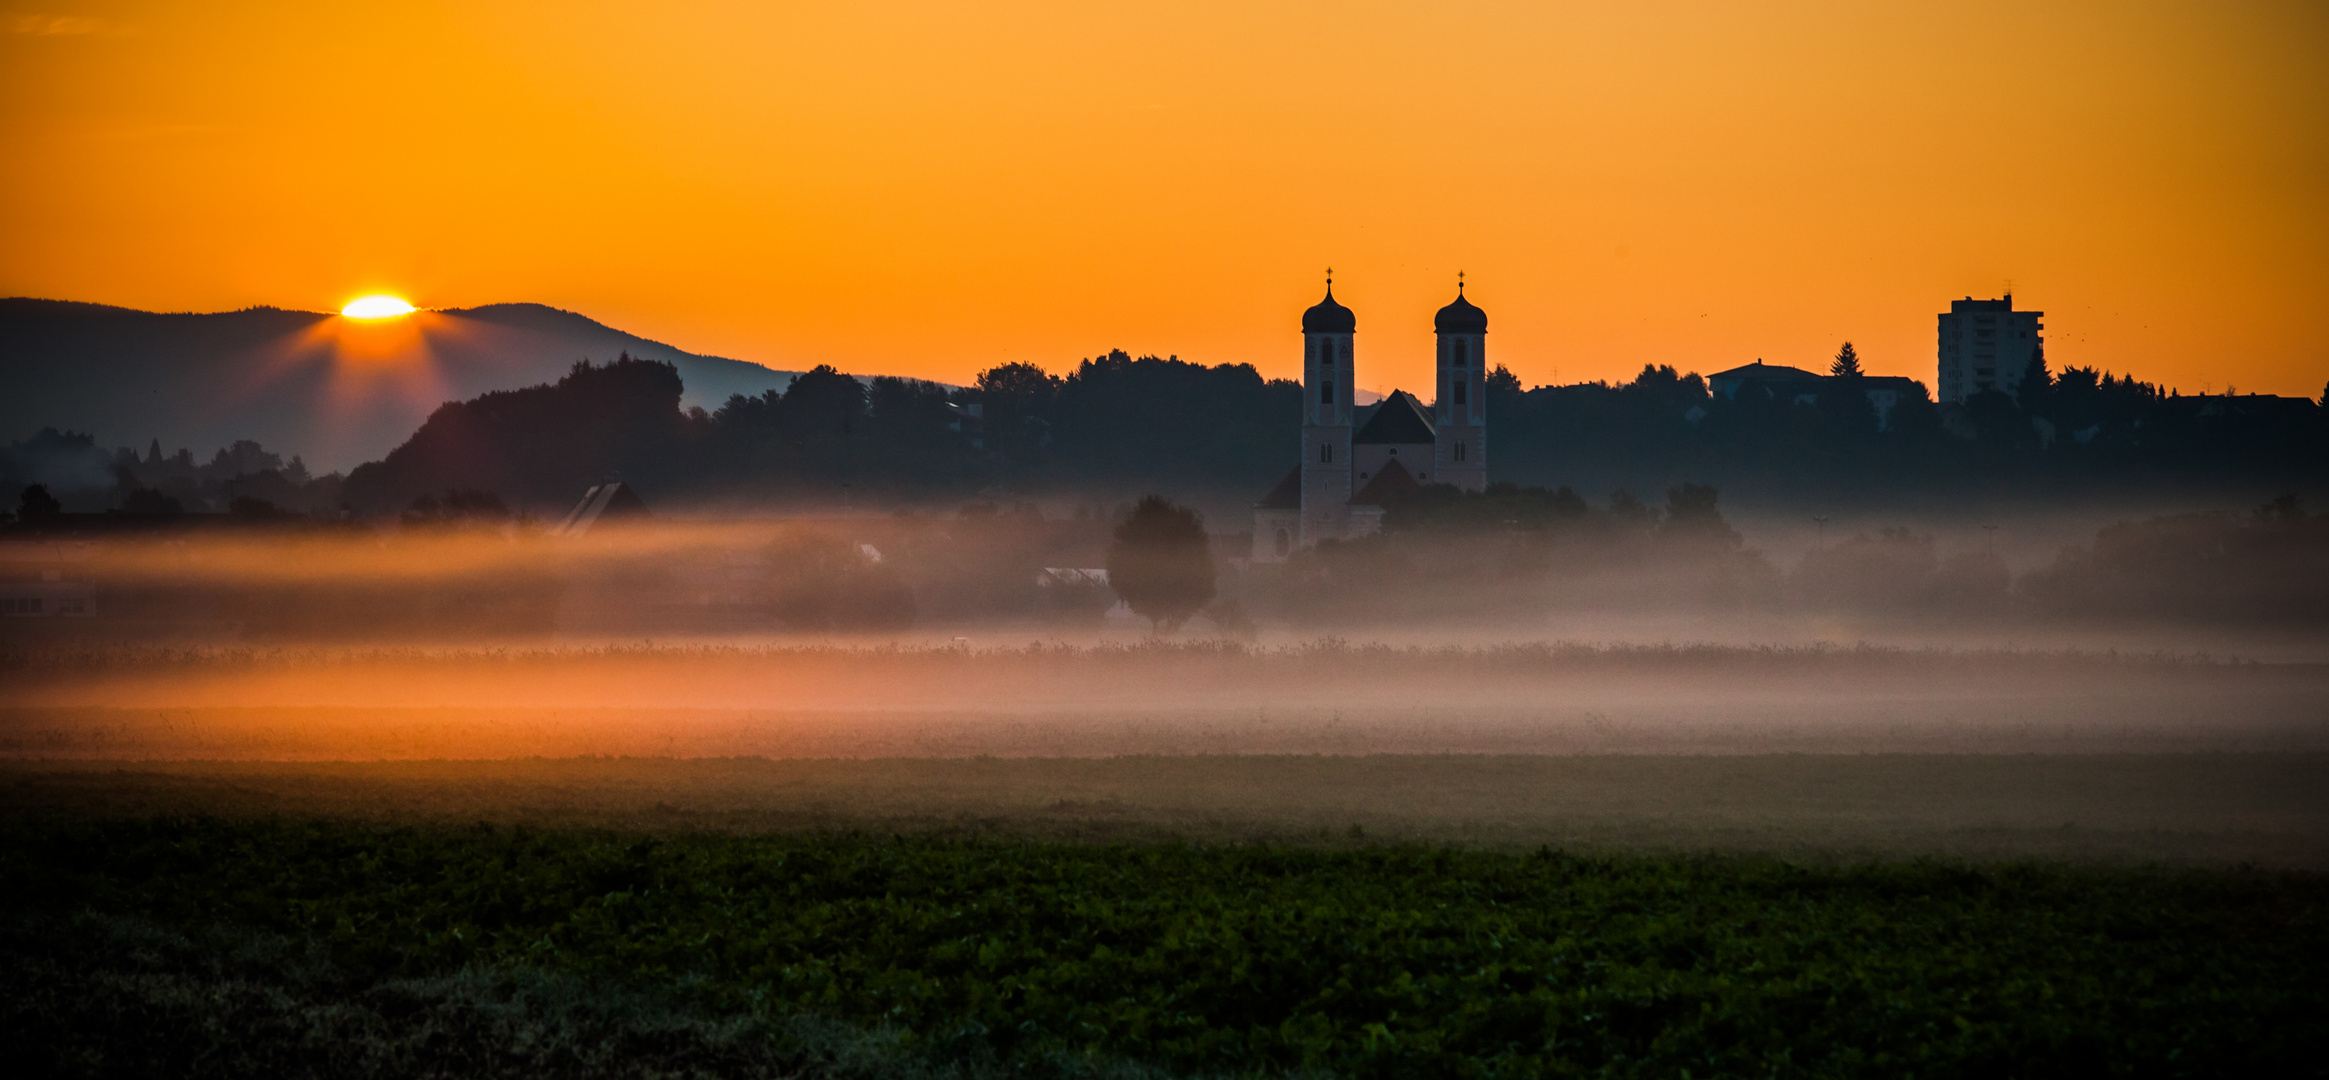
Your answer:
(5, 815), (2327, 1078)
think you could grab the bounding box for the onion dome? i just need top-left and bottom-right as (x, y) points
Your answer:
(1302, 287), (1356, 334)
(1434, 287), (1487, 334)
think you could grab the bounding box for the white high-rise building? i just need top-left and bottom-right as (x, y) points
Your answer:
(1937, 295), (2044, 404)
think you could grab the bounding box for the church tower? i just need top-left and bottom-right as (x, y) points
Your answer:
(1433, 279), (1488, 491)
(1300, 278), (1356, 542)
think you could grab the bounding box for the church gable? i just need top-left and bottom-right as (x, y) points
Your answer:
(1348, 458), (1420, 505)
(1352, 390), (1436, 444)
(1255, 466), (1302, 509)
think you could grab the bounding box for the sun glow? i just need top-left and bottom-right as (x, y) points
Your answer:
(342, 295), (416, 319)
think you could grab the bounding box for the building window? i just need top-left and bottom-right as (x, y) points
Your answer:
(1452, 339), (1468, 368)
(1320, 443), (1333, 463)
(1453, 441), (1466, 462)
(1321, 380), (1334, 405)
(1453, 380), (1468, 405)
(1318, 339), (1335, 366)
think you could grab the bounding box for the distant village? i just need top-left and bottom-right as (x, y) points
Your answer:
(3, 286), (2323, 626)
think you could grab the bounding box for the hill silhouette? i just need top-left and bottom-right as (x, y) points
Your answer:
(0, 298), (806, 471)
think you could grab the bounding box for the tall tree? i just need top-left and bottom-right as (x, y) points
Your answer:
(1105, 495), (1216, 631)
(2015, 342), (2052, 412)
(1829, 342), (1864, 378)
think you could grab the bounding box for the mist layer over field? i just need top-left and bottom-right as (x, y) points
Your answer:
(7, 641), (2325, 760)
(10, 519), (2325, 868)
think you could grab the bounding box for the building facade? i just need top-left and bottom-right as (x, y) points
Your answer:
(1253, 282), (1489, 563)
(1937, 295), (2043, 404)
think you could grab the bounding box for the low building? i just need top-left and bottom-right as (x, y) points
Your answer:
(0, 540), (98, 618)
(1707, 362), (1928, 430)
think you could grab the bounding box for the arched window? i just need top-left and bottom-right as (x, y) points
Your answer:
(1452, 339), (1468, 367)
(1321, 380), (1334, 405)
(1453, 379), (1468, 405)
(1317, 339), (1331, 366)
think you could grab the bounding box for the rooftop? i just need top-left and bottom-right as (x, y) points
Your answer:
(1353, 390), (1436, 444)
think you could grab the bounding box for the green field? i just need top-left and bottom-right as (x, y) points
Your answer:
(7, 754), (2325, 865)
(8, 641), (2326, 1075)
(6, 758), (2328, 1077)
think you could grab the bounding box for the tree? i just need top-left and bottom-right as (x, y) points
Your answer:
(975, 361), (1061, 405)
(18, 483), (62, 520)
(1105, 495), (1215, 631)
(1658, 483), (1743, 550)
(2014, 341), (2052, 412)
(1829, 342), (1864, 378)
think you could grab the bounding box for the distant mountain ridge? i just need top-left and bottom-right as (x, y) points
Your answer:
(0, 298), (813, 471)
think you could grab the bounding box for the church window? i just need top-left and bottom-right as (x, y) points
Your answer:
(1452, 339), (1467, 367)
(1320, 443), (1333, 463)
(1321, 380), (1334, 405)
(1454, 441), (1466, 462)
(1317, 339), (1333, 366)
(1453, 379), (1468, 405)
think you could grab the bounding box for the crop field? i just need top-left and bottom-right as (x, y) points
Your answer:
(6, 639), (2327, 1076)
(6, 754), (2328, 867)
(6, 816), (2325, 1078)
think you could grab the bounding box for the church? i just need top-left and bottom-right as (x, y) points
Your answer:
(1252, 280), (1489, 562)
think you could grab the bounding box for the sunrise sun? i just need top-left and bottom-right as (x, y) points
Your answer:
(341, 295), (416, 319)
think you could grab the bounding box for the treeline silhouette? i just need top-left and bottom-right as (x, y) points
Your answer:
(8, 346), (2324, 523)
(1487, 358), (2329, 501)
(0, 426), (344, 519)
(338, 351), (1300, 512)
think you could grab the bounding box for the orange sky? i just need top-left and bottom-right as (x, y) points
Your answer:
(4, 1), (2324, 398)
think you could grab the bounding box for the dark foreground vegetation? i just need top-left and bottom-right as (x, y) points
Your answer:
(5, 817), (2323, 1078)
